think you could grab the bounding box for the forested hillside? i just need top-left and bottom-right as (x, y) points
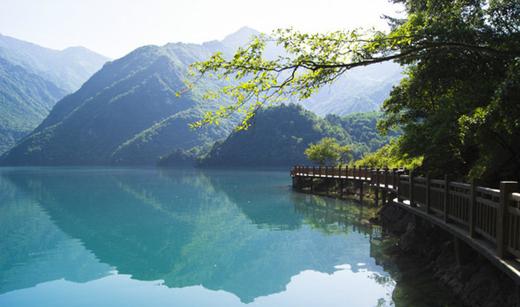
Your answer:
(0, 33), (110, 155)
(173, 104), (396, 168)
(0, 58), (67, 154)
(184, 2), (520, 184)
(1, 27), (400, 167)
(0, 43), (240, 166)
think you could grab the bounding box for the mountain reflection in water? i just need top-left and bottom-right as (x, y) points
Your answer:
(0, 167), (402, 306)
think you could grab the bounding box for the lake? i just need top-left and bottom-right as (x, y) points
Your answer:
(0, 167), (461, 307)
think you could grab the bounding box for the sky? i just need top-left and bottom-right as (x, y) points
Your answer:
(0, 0), (404, 59)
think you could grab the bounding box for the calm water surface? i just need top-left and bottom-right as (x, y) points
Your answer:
(0, 167), (461, 307)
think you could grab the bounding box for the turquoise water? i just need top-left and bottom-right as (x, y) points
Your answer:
(0, 167), (457, 307)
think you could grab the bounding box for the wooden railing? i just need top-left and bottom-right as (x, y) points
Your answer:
(290, 165), (407, 181)
(291, 165), (520, 261)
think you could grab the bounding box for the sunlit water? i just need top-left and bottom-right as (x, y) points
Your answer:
(0, 167), (461, 307)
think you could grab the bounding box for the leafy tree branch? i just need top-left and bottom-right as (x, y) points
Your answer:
(183, 0), (520, 183)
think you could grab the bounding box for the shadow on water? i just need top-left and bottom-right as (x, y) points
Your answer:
(0, 167), (463, 306)
(290, 190), (464, 307)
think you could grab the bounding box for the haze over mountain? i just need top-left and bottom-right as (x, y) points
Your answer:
(300, 61), (402, 116)
(0, 58), (67, 155)
(0, 33), (111, 93)
(0, 27), (401, 166)
(0, 33), (111, 155)
(0, 37), (244, 166)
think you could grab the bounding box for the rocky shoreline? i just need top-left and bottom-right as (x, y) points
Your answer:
(294, 178), (518, 306)
(376, 203), (518, 307)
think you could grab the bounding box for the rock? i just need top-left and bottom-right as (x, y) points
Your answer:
(378, 203), (518, 307)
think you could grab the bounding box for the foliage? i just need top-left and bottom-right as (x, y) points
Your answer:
(0, 34), (109, 156)
(197, 104), (337, 167)
(300, 62), (403, 116)
(196, 105), (394, 167)
(325, 111), (400, 158)
(377, 0), (520, 182)
(354, 142), (423, 170)
(0, 44), (241, 166)
(0, 57), (66, 155)
(188, 0), (520, 183)
(156, 143), (213, 167)
(304, 137), (352, 166)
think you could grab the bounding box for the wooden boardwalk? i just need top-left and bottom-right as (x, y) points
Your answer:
(291, 165), (520, 286)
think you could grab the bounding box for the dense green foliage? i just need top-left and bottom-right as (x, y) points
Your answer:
(377, 0), (520, 183)
(0, 58), (67, 155)
(0, 43), (243, 166)
(304, 137), (352, 166)
(156, 144), (213, 167)
(0, 33), (110, 156)
(197, 104), (335, 167)
(189, 1), (520, 183)
(192, 104), (394, 167)
(355, 142), (423, 170)
(324, 111), (400, 158)
(1, 27), (402, 166)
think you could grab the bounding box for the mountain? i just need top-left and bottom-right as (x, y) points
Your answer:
(193, 104), (396, 168)
(204, 27), (402, 116)
(299, 61), (403, 116)
(0, 27), (402, 166)
(0, 42), (242, 166)
(0, 58), (68, 155)
(190, 104), (338, 167)
(0, 33), (111, 93)
(0, 33), (111, 155)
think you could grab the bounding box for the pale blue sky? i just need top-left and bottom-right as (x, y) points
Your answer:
(0, 0), (403, 59)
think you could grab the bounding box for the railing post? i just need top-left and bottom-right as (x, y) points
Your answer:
(397, 172), (402, 202)
(319, 165), (322, 177)
(426, 174), (432, 214)
(376, 168), (380, 187)
(392, 168), (398, 190)
(313, 165), (316, 177)
(497, 181), (519, 259)
(353, 165), (357, 179)
(444, 174), (452, 223)
(469, 178), (481, 238)
(410, 172), (416, 207)
(384, 166), (388, 188)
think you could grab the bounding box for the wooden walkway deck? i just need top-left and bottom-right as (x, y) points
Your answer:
(290, 165), (520, 286)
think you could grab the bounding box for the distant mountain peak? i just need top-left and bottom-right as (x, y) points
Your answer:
(221, 27), (261, 49)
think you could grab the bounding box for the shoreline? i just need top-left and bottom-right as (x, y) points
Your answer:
(293, 180), (518, 307)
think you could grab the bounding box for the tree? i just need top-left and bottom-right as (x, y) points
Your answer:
(355, 142), (423, 170)
(376, 0), (520, 183)
(184, 0), (520, 183)
(304, 137), (352, 166)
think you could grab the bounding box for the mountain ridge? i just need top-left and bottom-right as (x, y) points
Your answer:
(1, 27), (402, 166)
(0, 33), (111, 93)
(0, 42), (240, 166)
